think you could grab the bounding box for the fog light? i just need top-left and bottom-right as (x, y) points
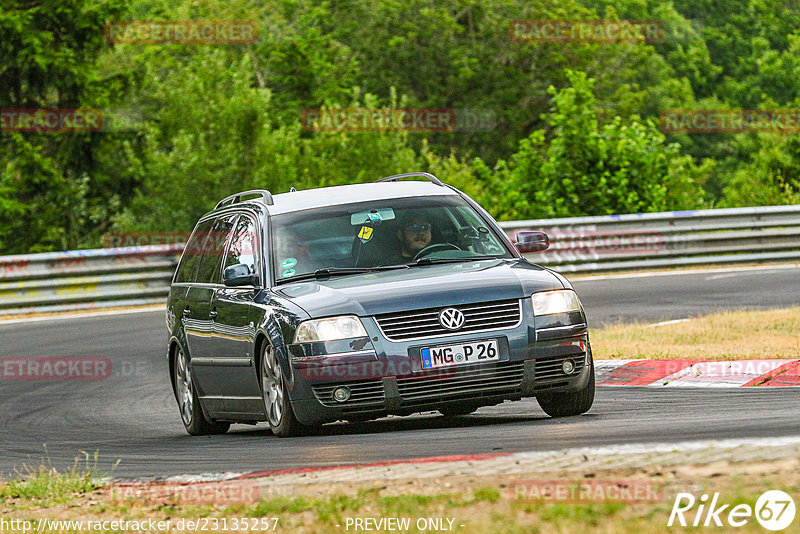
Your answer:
(562, 359), (575, 375)
(333, 386), (351, 403)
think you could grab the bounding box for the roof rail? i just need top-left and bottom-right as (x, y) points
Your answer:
(215, 189), (274, 209)
(375, 172), (444, 187)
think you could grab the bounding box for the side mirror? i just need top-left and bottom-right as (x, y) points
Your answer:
(514, 231), (549, 253)
(223, 263), (259, 287)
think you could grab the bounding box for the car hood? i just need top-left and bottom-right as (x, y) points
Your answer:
(274, 259), (565, 318)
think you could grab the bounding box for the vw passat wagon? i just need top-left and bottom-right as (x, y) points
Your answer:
(167, 172), (594, 437)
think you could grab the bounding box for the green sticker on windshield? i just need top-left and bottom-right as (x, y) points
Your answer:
(281, 258), (297, 269)
(282, 268), (296, 277)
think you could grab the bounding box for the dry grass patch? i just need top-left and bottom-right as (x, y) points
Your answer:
(592, 307), (800, 360)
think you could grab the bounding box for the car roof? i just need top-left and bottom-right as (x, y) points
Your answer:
(265, 181), (459, 215)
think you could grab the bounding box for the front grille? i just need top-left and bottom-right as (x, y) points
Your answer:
(375, 299), (521, 341)
(312, 380), (385, 408)
(535, 355), (586, 383)
(396, 361), (525, 404)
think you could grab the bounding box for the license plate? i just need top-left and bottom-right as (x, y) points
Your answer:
(420, 339), (499, 369)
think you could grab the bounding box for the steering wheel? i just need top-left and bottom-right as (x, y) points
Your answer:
(412, 243), (461, 261)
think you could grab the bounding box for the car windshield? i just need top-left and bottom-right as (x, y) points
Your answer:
(270, 195), (512, 282)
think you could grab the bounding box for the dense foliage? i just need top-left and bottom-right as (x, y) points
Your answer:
(1, 0), (798, 252)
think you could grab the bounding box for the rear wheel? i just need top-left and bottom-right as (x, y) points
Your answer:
(536, 354), (595, 418)
(174, 346), (230, 435)
(260, 343), (308, 437)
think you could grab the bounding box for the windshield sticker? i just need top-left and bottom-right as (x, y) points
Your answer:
(281, 268), (297, 277)
(280, 258), (297, 269)
(358, 226), (374, 243)
(368, 211), (382, 221)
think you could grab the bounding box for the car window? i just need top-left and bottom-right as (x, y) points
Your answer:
(223, 215), (258, 275)
(270, 195), (512, 281)
(174, 218), (215, 284)
(195, 214), (235, 284)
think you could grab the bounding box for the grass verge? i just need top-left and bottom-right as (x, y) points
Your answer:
(1, 459), (798, 533)
(0, 451), (112, 508)
(592, 307), (800, 360)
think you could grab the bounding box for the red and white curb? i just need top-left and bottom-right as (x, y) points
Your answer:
(595, 359), (800, 387)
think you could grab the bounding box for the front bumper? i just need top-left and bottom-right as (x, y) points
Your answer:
(287, 311), (592, 425)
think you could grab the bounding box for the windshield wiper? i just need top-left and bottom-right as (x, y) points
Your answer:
(275, 265), (409, 284)
(409, 256), (501, 266)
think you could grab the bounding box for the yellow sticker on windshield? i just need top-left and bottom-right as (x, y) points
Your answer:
(358, 226), (374, 242)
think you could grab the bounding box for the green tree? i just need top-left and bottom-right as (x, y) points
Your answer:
(0, 0), (131, 253)
(486, 71), (708, 219)
(721, 135), (800, 206)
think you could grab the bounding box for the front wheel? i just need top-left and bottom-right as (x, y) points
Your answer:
(536, 357), (595, 418)
(260, 344), (308, 437)
(174, 346), (230, 435)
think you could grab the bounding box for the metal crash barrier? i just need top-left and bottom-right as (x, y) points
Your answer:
(500, 205), (800, 273)
(0, 244), (182, 315)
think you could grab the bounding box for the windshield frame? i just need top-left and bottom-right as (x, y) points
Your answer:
(267, 194), (515, 286)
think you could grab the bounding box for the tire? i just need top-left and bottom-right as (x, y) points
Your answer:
(260, 343), (308, 437)
(536, 353), (595, 418)
(174, 346), (230, 435)
(439, 404), (480, 417)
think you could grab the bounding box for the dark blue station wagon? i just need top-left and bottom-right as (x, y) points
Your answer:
(166, 173), (594, 437)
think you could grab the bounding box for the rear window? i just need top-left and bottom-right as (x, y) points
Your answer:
(195, 215), (235, 284)
(173, 219), (215, 284)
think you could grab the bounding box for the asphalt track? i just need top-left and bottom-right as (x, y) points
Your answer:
(0, 266), (798, 479)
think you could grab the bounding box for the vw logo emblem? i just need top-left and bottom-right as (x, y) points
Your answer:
(438, 308), (465, 330)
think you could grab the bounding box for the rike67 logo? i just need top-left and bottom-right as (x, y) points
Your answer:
(669, 490), (796, 531)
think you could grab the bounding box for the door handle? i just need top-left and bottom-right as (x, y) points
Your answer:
(209, 309), (218, 319)
(182, 308), (190, 317)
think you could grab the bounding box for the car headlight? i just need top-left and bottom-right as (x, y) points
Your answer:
(532, 290), (582, 316)
(294, 316), (368, 343)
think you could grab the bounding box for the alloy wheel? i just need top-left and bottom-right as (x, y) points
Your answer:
(261, 345), (284, 427)
(176, 348), (193, 425)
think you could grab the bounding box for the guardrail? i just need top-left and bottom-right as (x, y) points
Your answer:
(0, 205), (798, 315)
(0, 245), (182, 315)
(500, 204), (800, 272)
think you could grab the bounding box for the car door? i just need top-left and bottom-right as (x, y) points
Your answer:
(212, 213), (263, 416)
(180, 217), (215, 365)
(184, 214), (235, 404)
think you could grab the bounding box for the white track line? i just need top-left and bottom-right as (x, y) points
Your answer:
(0, 305), (165, 325)
(646, 318), (691, 328)
(569, 263), (799, 282)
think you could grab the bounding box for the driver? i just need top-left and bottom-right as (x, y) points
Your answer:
(385, 213), (433, 264)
